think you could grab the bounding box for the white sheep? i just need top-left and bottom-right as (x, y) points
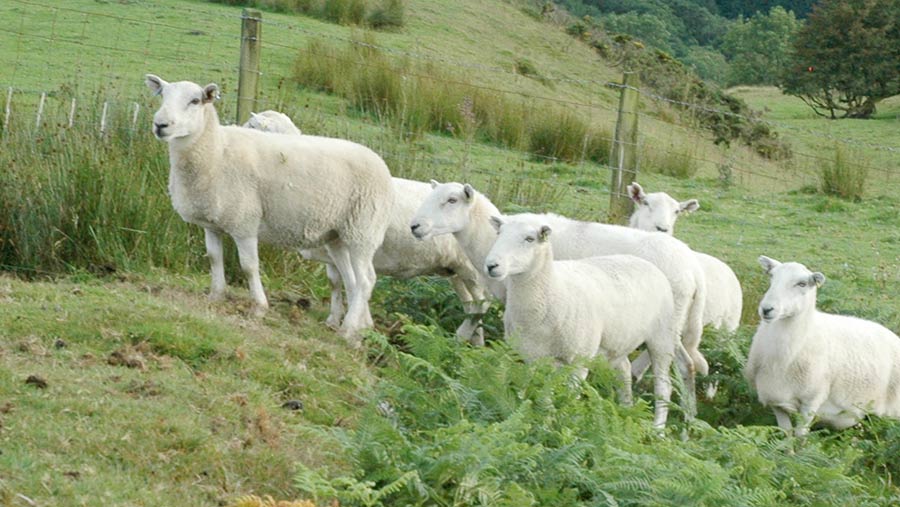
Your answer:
(240, 110), (489, 345)
(484, 214), (689, 428)
(410, 182), (708, 400)
(242, 110), (302, 135)
(146, 74), (394, 343)
(745, 256), (900, 436)
(627, 182), (743, 332)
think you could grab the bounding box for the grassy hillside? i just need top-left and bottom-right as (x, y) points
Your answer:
(1, 0), (899, 505)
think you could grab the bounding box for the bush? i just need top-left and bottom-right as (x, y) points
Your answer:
(821, 145), (868, 201)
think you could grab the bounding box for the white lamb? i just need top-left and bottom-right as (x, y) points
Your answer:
(410, 182), (708, 398)
(242, 110), (302, 135)
(484, 214), (688, 428)
(241, 110), (489, 345)
(146, 74), (394, 342)
(745, 256), (900, 436)
(627, 182), (742, 332)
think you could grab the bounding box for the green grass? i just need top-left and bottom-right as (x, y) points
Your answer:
(1, 0), (900, 505)
(0, 273), (374, 506)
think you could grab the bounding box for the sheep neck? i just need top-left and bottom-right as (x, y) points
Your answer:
(453, 195), (501, 269)
(760, 305), (818, 361)
(504, 246), (556, 319)
(168, 104), (224, 181)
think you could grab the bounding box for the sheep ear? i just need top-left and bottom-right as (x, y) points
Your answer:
(538, 225), (552, 242)
(463, 184), (475, 201)
(202, 83), (220, 103)
(678, 199), (699, 214)
(489, 216), (504, 232)
(145, 74), (166, 95)
(250, 112), (259, 119)
(627, 182), (646, 204)
(811, 272), (826, 288)
(758, 255), (781, 274)
(430, 179), (440, 189)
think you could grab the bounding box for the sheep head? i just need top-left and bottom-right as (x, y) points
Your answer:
(757, 255), (825, 322)
(146, 74), (219, 141)
(627, 182), (698, 235)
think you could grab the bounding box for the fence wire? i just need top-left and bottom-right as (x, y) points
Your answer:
(2, 0), (897, 197)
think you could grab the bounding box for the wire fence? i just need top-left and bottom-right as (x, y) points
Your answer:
(2, 0), (897, 204)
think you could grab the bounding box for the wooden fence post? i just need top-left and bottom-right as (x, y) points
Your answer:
(237, 8), (261, 126)
(607, 72), (640, 225)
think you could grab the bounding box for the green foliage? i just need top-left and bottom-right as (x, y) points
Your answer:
(205, 0), (405, 29)
(778, 0), (900, 119)
(294, 324), (898, 506)
(720, 7), (801, 87)
(820, 145), (869, 201)
(542, 5), (792, 159)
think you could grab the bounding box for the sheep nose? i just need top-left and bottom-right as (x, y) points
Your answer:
(410, 223), (420, 232)
(485, 262), (499, 276)
(761, 307), (774, 319)
(154, 122), (169, 136)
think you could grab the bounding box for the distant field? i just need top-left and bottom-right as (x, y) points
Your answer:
(729, 86), (900, 181)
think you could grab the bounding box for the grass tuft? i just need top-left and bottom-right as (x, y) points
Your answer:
(821, 145), (869, 201)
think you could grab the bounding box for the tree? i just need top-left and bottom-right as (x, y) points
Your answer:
(720, 7), (801, 86)
(778, 0), (900, 119)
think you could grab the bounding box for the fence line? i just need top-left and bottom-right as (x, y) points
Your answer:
(2, 0), (896, 194)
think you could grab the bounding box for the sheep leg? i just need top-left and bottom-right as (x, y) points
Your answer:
(773, 407), (793, 433)
(324, 263), (345, 329)
(611, 357), (634, 407)
(674, 342), (697, 418)
(449, 275), (484, 346)
(682, 303), (709, 377)
(631, 350), (651, 381)
(205, 229), (226, 302)
(325, 242), (358, 332)
(795, 403), (819, 437)
(342, 245), (377, 339)
(647, 350), (674, 429)
(233, 235), (268, 317)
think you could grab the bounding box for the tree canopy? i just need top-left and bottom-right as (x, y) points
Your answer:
(778, 0), (900, 119)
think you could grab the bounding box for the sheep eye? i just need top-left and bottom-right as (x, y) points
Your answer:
(525, 236), (535, 243)
(447, 198), (457, 204)
(796, 281), (807, 288)
(189, 98), (201, 105)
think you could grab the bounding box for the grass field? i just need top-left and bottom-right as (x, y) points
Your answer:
(1, 0), (899, 505)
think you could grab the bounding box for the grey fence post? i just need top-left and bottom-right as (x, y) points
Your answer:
(237, 8), (262, 126)
(607, 72), (640, 225)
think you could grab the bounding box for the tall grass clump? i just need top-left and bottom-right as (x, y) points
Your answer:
(528, 106), (611, 163)
(0, 95), (194, 274)
(205, 0), (404, 29)
(642, 142), (699, 179)
(292, 36), (612, 164)
(292, 324), (898, 506)
(0, 91), (309, 282)
(821, 145), (868, 201)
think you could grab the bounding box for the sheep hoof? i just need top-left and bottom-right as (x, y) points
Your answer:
(340, 330), (363, 349)
(325, 316), (342, 330)
(208, 291), (225, 303)
(250, 304), (268, 318)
